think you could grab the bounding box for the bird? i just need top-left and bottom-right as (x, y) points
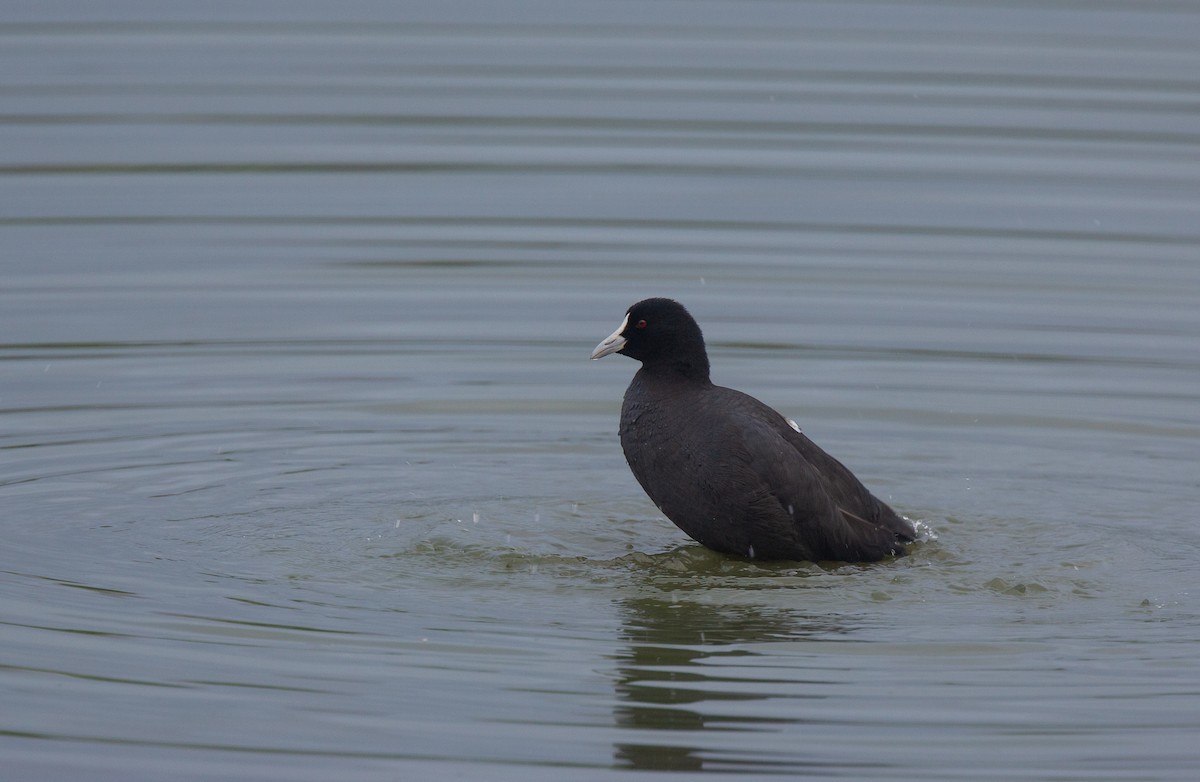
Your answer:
(591, 297), (915, 563)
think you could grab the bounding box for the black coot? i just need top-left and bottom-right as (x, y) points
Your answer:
(591, 298), (915, 563)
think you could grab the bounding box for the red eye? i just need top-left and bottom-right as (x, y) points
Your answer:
(635, 319), (648, 329)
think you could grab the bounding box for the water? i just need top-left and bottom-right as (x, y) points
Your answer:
(3, 2), (1199, 779)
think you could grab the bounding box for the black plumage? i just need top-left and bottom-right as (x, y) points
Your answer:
(591, 298), (915, 563)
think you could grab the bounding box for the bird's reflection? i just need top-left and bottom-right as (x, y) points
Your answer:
(611, 550), (849, 772)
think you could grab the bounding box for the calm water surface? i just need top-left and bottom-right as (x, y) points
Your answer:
(3, 2), (1199, 780)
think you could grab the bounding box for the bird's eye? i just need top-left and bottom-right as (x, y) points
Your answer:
(635, 319), (648, 329)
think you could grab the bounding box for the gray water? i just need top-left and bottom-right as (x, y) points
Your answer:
(3, 2), (1200, 780)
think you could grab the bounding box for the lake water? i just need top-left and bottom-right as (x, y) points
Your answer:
(3, 2), (1199, 780)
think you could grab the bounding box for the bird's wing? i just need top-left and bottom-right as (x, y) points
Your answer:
(721, 396), (912, 560)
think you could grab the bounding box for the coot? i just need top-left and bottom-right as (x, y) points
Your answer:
(591, 298), (915, 563)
